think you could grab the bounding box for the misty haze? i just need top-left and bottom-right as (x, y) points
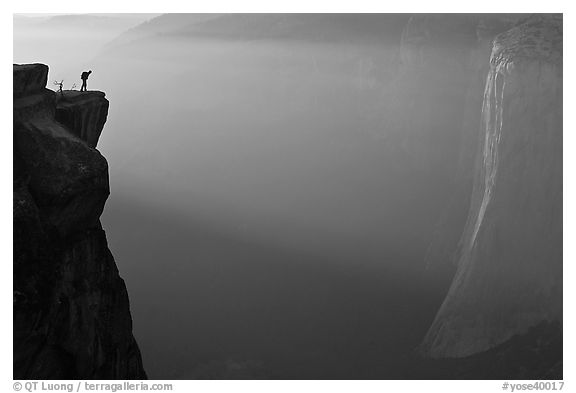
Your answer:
(13, 13), (562, 380)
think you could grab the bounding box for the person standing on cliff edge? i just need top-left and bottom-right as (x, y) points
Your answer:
(80, 70), (92, 92)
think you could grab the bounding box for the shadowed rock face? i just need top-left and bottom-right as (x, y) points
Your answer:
(421, 14), (562, 359)
(14, 63), (49, 98)
(13, 63), (146, 379)
(56, 91), (110, 149)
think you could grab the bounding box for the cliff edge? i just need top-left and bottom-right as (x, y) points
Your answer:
(420, 14), (562, 360)
(13, 63), (146, 379)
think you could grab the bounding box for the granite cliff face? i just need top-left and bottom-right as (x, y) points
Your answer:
(375, 16), (528, 279)
(421, 14), (562, 359)
(13, 63), (146, 379)
(414, 15), (527, 271)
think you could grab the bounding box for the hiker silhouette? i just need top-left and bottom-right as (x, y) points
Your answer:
(80, 70), (92, 92)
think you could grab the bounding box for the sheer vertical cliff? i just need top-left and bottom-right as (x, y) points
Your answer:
(415, 15), (526, 271)
(13, 63), (146, 379)
(421, 14), (562, 359)
(378, 15), (527, 276)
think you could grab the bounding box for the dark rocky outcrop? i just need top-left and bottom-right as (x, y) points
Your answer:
(420, 14), (562, 363)
(13, 63), (146, 379)
(14, 63), (49, 98)
(56, 91), (110, 149)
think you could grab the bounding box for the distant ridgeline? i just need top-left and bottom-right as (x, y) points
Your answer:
(13, 63), (146, 379)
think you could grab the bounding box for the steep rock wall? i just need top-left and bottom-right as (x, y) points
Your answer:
(420, 14), (562, 358)
(386, 15), (525, 271)
(13, 63), (146, 379)
(56, 91), (110, 149)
